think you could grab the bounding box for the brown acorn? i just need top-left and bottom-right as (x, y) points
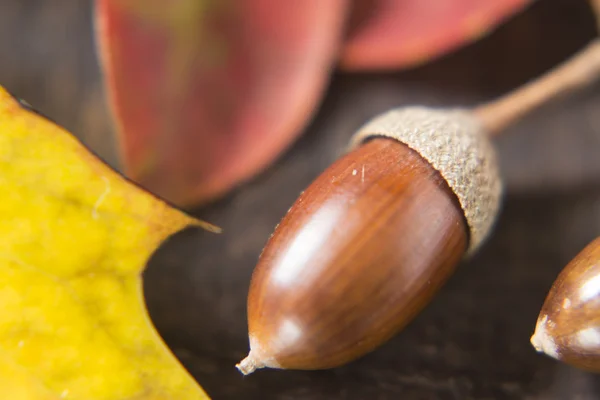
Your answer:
(237, 107), (503, 374)
(531, 237), (600, 372)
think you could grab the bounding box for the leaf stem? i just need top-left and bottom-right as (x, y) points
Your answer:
(473, 38), (600, 136)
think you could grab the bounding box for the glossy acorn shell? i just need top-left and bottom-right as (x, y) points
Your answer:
(238, 137), (468, 373)
(532, 237), (600, 372)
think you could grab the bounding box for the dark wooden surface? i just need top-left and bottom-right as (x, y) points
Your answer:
(1, 0), (600, 398)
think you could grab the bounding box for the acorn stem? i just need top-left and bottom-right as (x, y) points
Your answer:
(235, 353), (263, 375)
(474, 38), (600, 136)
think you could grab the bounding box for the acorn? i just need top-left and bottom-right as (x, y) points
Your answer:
(531, 237), (600, 372)
(236, 107), (503, 374)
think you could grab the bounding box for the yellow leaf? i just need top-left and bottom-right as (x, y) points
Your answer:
(0, 86), (218, 399)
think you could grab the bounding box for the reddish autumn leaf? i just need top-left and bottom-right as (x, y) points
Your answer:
(341, 0), (533, 70)
(96, 0), (348, 206)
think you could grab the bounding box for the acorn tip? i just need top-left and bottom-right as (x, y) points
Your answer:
(236, 353), (263, 375)
(530, 317), (560, 360)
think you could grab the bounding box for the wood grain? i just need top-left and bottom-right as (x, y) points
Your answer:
(245, 138), (467, 371)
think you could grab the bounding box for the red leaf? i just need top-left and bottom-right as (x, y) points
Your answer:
(96, 0), (348, 206)
(341, 0), (533, 70)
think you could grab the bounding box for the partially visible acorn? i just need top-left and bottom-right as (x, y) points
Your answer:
(236, 107), (503, 374)
(531, 237), (600, 372)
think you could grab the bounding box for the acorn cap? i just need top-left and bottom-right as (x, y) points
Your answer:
(350, 107), (502, 255)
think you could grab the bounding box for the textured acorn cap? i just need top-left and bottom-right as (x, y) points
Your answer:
(350, 107), (502, 255)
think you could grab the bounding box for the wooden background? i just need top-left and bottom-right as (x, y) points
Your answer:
(2, 0), (600, 398)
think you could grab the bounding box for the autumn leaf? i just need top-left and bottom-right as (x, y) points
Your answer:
(340, 0), (534, 70)
(95, 0), (348, 207)
(95, 0), (533, 207)
(0, 86), (218, 399)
